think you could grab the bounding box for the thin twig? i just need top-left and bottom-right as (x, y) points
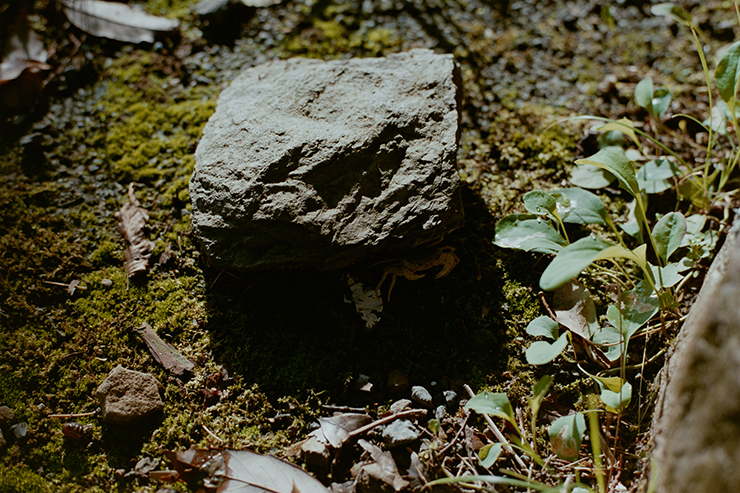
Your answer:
(346, 408), (427, 441)
(48, 411), (97, 418)
(41, 280), (87, 290)
(203, 424), (223, 443)
(321, 404), (367, 414)
(438, 409), (470, 456)
(463, 384), (528, 470)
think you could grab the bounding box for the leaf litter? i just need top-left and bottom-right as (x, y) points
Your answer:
(60, 0), (180, 44)
(116, 183), (154, 280)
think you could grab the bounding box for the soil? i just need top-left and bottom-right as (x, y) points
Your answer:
(0, 0), (734, 491)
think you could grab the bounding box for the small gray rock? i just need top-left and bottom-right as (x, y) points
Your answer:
(0, 405), (15, 430)
(435, 405), (447, 421)
(10, 422), (28, 441)
(410, 386), (433, 408)
(191, 49), (463, 271)
(96, 366), (164, 424)
(444, 390), (458, 409)
(389, 399), (412, 415)
(382, 419), (420, 448)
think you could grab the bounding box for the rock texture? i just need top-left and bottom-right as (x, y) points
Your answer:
(650, 217), (740, 492)
(190, 49), (463, 271)
(96, 366), (164, 424)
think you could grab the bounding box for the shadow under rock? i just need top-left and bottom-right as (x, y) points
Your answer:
(202, 186), (535, 401)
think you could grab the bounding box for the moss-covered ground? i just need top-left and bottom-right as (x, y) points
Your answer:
(0, 0), (734, 490)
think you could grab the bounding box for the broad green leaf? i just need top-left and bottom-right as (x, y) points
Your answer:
(596, 378), (632, 412)
(530, 375), (553, 420)
(553, 280), (598, 340)
(540, 236), (646, 291)
(523, 191), (558, 218)
(478, 443), (503, 469)
(582, 371), (633, 413)
(597, 118), (640, 147)
(715, 41), (740, 108)
(704, 100), (729, 134)
(551, 188), (609, 226)
(684, 214), (706, 236)
(575, 147), (641, 201)
(650, 3), (691, 25)
(548, 413), (586, 461)
(620, 200), (643, 242)
(634, 78), (653, 111)
(465, 392), (518, 429)
(606, 282), (659, 343)
(494, 214), (567, 254)
(636, 159), (680, 194)
(652, 212), (686, 263)
(526, 316), (559, 340)
(570, 163), (614, 189)
(649, 262), (685, 289)
(592, 324), (623, 362)
(526, 333), (569, 365)
(651, 87), (672, 118)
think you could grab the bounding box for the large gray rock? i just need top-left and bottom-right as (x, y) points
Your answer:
(190, 49), (463, 271)
(650, 217), (740, 492)
(96, 366), (164, 424)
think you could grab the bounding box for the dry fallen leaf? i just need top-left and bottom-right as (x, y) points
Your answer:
(60, 0), (180, 44)
(310, 413), (372, 449)
(0, 11), (51, 108)
(136, 322), (195, 377)
(116, 183), (154, 279)
(352, 440), (409, 492)
(166, 448), (329, 493)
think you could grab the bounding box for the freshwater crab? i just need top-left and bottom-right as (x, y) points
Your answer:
(375, 245), (460, 301)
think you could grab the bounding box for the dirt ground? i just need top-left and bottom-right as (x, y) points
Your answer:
(0, 0), (734, 491)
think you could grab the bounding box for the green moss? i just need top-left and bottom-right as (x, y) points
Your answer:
(0, 465), (49, 493)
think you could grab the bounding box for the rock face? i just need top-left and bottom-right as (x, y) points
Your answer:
(190, 49), (463, 271)
(96, 366), (164, 424)
(650, 218), (740, 492)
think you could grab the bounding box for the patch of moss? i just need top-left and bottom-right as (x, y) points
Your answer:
(0, 465), (49, 493)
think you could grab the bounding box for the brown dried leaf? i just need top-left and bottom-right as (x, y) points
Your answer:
(61, 0), (180, 44)
(0, 13), (49, 84)
(136, 322), (195, 377)
(353, 440), (409, 492)
(310, 413), (373, 449)
(166, 448), (329, 493)
(116, 183), (154, 278)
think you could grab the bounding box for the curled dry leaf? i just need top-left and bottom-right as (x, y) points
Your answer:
(165, 448), (329, 493)
(116, 183), (154, 278)
(60, 0), (180, 44)
(136, 322), (195, 377)
(352, 439), (409, 492)
(0, 12), (51, 109)
(310, 413), (373, 449)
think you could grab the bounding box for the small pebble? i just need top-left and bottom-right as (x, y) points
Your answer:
(435, 405), (447, 421)
(10, 422), (28, 440)
(0, 405), (15, 430)
(444, 390), (458, 408)
(382, 419), (420, 448)
(101, 278), (113, 288)
(389, 399), (412, 414)
(411, 386), (433, 408)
